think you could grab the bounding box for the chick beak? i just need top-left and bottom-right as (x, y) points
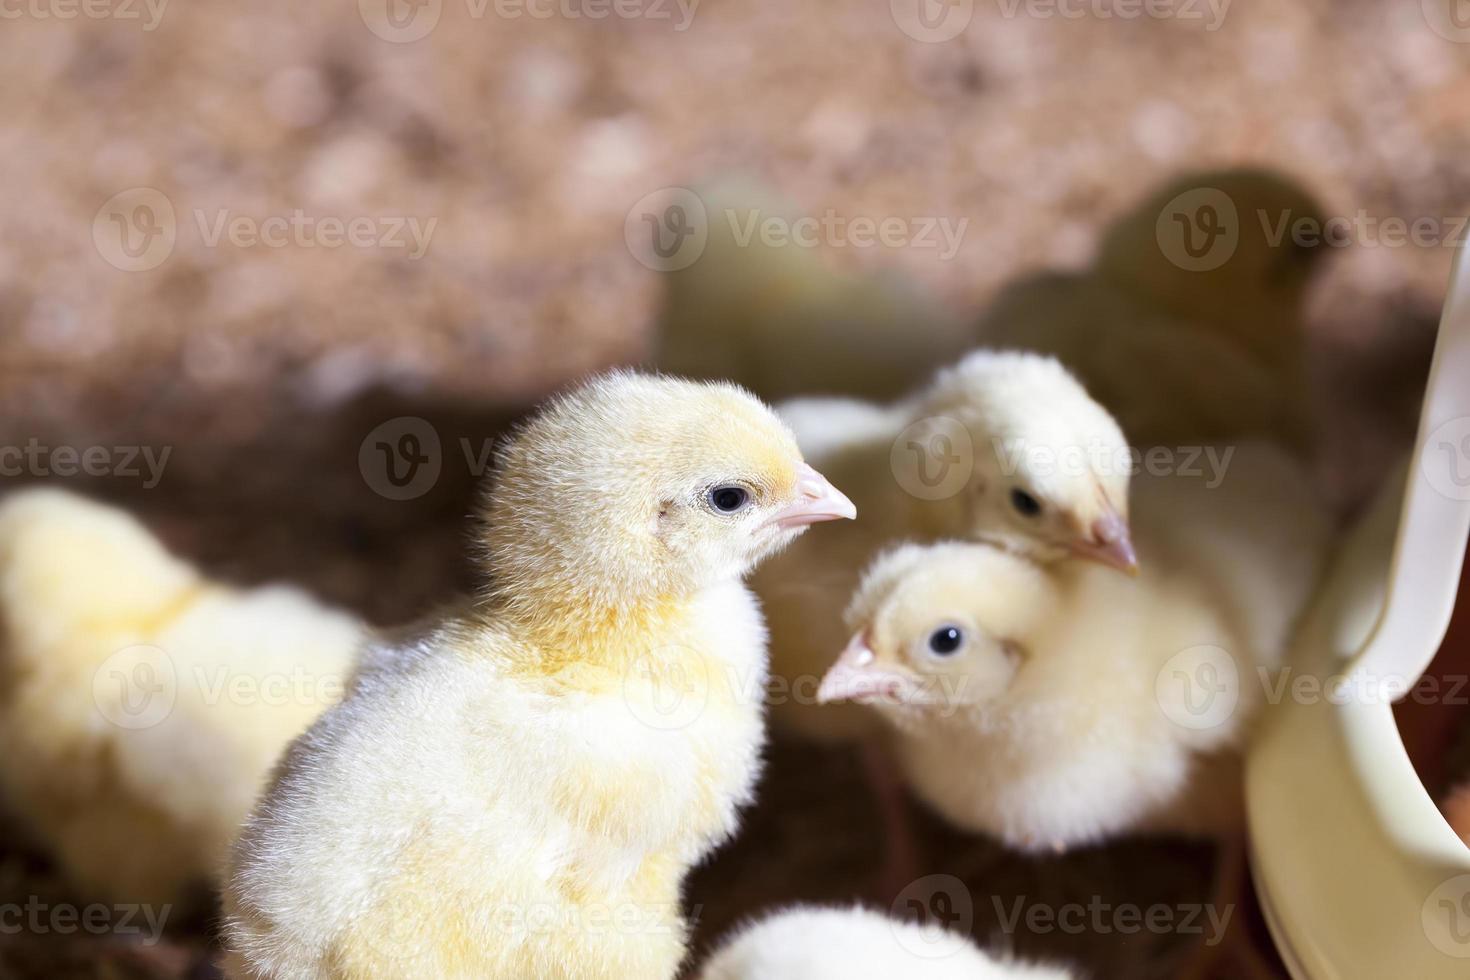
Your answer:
(1070, 508), (1139, 576)
(818, 631), (913, 705)
(767, 463), (857, 530)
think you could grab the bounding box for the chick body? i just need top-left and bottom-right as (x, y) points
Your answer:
(224, 374), (853, 979)
(838, 443), (1330, 850)
(228, 585), (762, 979)
(0, 488), (365, 909)
(696, 906), (1073, 980)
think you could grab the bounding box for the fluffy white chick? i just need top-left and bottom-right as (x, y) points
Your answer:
(0, 488), (366, 910)
(223, 373), (855, 980)
(757, 349), (1134, 743)
(821, 443), (1331, 851)
(697, 906), (1074, 980)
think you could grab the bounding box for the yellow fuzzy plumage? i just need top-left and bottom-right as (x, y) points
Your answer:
(223, 373), (852, 979)
(0, 488), (366, 909)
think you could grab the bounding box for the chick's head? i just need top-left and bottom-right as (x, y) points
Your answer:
(483, 372), (854, 618)
(910, 351), (1136, 573)
(818, 542), (1054, 720)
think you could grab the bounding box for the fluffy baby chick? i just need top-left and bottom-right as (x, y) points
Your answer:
(697, 906), (1073, 980)
(1096, 168), (1327, 389)
(657, 179), (970, 402)
(0, 488), (366, 910)
(822, 443), (1330, 851)
(757, 349), (1134, 743)
(223, 373), (854, 980)
(978, 169), (1327, 450)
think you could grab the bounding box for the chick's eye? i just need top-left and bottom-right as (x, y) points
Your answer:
(1010, 488), (1042, 518)
(708, 485), (751, 514)
(927, 625), (964, 656)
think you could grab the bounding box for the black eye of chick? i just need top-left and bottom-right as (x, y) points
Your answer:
(709, 486), (750, 514)
(1009, 488), (1042, 518)
(927, 626), (964, 656)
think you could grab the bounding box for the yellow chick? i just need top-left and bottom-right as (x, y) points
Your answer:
(0, 488), (366, 911)
(756, 349), (1134, 743)
(656, 179), (971, 402)
(222, 373), (855, 980)
(979, 169), (1327, 450)
(697, 906), (1075, 980)
(820, 442), (1331, 851)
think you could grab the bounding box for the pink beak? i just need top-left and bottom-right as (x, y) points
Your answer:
(767, 463), (857, 530)
(817, 631), (911, 705)
(1070, 507), (1138, 575)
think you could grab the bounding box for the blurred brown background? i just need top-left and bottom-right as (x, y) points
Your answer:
(2, 0), (1468, 976)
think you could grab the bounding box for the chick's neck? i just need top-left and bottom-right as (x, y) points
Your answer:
(475, 543), (721, 674)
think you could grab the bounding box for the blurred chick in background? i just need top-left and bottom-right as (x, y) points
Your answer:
(979, 169), (1327, 450)
(696, 906), (1074, 980)
(757, 349), (1134, 744)
(657, 179), (971, 402)
(821, 441), (1330, 850)
(0, 488), (366, 911)
(1096, 169), (1324, 397)
(224, 374), (854, 980)
(657, 169), (1326, 450)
